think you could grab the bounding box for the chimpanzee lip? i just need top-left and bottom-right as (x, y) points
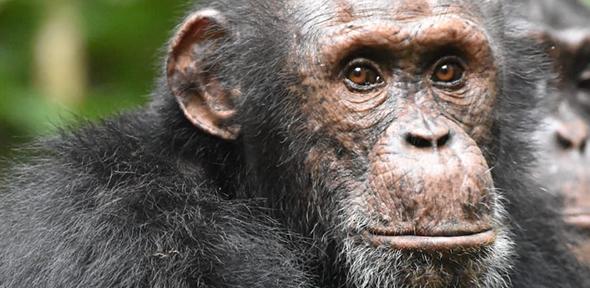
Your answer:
(563, 211), (590, 229)
(363, 229), (497, 251)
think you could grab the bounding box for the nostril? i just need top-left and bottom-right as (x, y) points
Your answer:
(405, 134), (433, 148)
(436, 133), (451, 148)
(405, 132), (451, 149)
(554, 121), (588, 154)
(556, 132), (574, 151)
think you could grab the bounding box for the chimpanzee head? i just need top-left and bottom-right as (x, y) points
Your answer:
(165, 1), (536, 287)
(530, 26), (590, 261)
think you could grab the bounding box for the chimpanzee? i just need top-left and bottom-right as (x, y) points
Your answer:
(0, 1), (588, 287)
(512, 0), (590, 263)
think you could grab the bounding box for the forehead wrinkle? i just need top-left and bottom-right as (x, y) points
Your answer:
(292, 0), (346, 41)
(385, 0), (433, 20)
(294, 0), (486, 39)
(333, 0), (355, 23)
(342, 0), (483, 22)
(318, 15), (491, 66)
(412, 16), (489, 48)
(293, 0), (401, 36)
(327, 1), (433, 24)
(319, 24), (408, 65)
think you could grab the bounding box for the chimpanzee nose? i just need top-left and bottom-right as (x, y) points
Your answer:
(404, 125), (451, 149)
(555, 120), (588, 154)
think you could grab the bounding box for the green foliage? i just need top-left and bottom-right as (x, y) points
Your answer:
(0, 0), (187, 155)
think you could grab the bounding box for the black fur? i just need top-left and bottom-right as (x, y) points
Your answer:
(510, 0), (590, 265)
(0, 1), (588, 287)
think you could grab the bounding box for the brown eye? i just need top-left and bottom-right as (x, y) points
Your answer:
(431, 58), (466, 86)
(344, 63), (384, 91)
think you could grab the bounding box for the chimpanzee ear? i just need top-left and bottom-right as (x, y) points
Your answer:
(166, 9), (240, 140)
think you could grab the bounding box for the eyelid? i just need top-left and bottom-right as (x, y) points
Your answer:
(432, 55), (466, 70)
(342, 58), (386, 92)
(342, 58), (379, 74)
(430, 56), (467, 88)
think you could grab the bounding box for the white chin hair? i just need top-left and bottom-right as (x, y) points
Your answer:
(342, 228), (514, 288)
(341, 195), (514, 288)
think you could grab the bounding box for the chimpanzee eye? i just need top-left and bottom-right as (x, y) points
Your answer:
(344, 60), (384, 91)
(431, 57), (466, 87)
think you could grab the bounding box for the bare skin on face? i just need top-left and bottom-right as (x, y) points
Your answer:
(293, 0), (499, 252)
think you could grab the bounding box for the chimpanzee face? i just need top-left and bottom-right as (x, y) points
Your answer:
(167, 1), (514, 287)
(285, 1), (511, 287)
(534, 28), (590, 234)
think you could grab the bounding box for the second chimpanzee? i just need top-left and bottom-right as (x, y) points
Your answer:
(0, 1), (588, 288)
(512, 0), (590, 263)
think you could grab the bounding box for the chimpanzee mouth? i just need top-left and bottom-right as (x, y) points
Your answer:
(564, 210), (590, 229)
(363, 229), (497, 251)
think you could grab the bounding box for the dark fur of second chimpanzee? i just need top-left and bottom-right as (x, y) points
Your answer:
(0, 1), (588, 287)
(511, 0), (590, 264)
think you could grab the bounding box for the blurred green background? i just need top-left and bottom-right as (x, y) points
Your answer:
(0, 0), (187, 156)
(1, 0), (590, 157)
